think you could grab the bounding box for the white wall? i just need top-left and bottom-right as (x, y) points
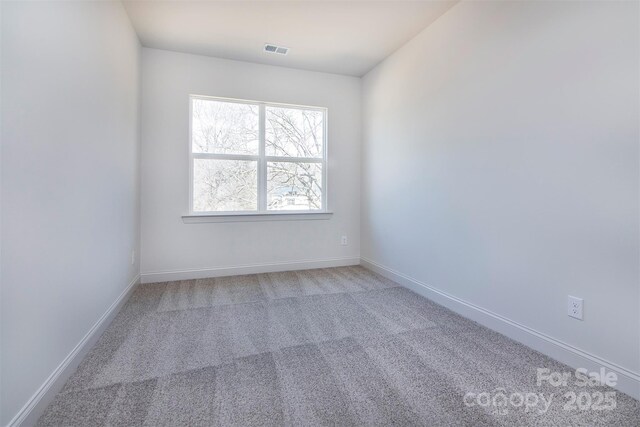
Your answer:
(0, 0), (3, 421)
(140, 49), (360, 280)
(362, 0), (639, 376)
(1, 1), (140, 424)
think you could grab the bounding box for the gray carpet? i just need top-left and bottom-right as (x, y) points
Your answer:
(38, 266), (639, 426)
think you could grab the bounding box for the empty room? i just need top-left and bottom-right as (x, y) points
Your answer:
(1, 0), (639, 425)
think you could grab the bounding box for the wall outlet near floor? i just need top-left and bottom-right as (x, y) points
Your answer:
(341, 236), (348, 246)
(131, 250), (136, 265)
(568, 296), (583, 320)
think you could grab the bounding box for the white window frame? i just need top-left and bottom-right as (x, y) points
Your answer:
(187, 95), (329, 219)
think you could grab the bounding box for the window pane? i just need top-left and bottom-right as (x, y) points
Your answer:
(266, 106), (324, 158)
(193, 159), (257, 211)
(267, 162), (322, 210)
(192, 99), (259, 155)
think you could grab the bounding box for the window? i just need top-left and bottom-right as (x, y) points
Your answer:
(189, 96), (327, 215)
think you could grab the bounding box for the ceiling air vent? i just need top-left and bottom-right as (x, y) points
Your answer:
(264, 44), (289, 55)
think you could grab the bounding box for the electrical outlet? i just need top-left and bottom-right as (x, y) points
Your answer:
(131, 250), (136, 266)
(341, 236), (348, 246)
(568, 296), (583, 320)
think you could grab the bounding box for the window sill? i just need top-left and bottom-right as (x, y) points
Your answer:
(182, 211), (333, 223)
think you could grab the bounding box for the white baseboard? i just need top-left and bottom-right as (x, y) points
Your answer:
(140, 257), (361, 284)
(7, 274), (141, 427)
(360, 257), (640, 401)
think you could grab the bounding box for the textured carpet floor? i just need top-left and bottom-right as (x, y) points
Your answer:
(38, 266), (639, 426)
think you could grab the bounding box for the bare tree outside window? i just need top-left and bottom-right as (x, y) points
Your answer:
(266, 106), (323, 210)
(192, 99), (259, 155)
(193, 159), (257, 211)
(265, 106), (323, 158)
(190, 96), (326, 213)
(267, 161), (322, 210)
(191, 99), (260, 211)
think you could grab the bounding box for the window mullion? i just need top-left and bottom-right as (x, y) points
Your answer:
(258, 103), (267, 211)
(192, 152), (258, 161)
(264, 156), (323, 163)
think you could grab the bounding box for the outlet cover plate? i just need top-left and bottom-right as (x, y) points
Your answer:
(568, 295), (583, 320)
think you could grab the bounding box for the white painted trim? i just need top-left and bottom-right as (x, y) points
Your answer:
(182, 211), (332, 223)
(188, 94), (328, 216)
(190, 93), (326, 111)
(258, 103), (266, 211)
(7, 275), (141, 427)
(141, 257), (359, 284)
(360, 257), (640, 400)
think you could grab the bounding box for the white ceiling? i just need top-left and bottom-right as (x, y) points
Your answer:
(122, 1), (458, 77)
